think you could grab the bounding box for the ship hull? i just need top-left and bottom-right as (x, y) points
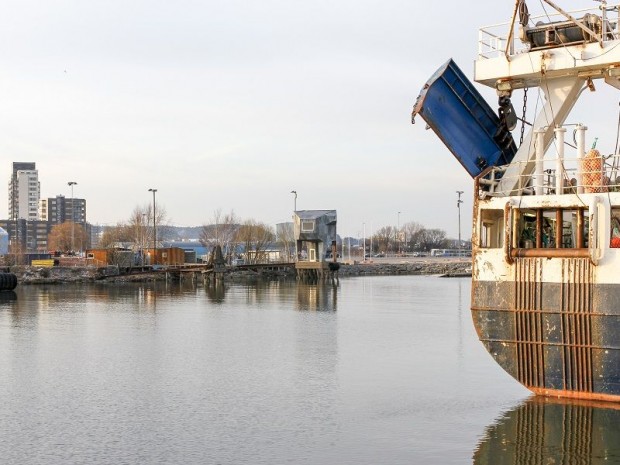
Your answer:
(472, 255), (620, 401)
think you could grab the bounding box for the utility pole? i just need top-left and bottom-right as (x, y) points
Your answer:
(456, 191), (464, 249)
(291, 190), (297, 261)
(149, 188), (157, 265)
(397, 211), (401, 255)
(68, 181), (77, 253)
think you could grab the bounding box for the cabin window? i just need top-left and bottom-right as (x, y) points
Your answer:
(301, 220), (315, 232)
(611, 208), (620, 247)
(480, 209), (503, 248)
(514, 208), (587, 249)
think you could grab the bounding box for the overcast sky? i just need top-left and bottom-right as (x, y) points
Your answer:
(1, 0), (616, 238)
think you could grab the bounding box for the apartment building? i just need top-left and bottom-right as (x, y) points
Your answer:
(8, 162), (40, 220)
(40, 195), (87, 224)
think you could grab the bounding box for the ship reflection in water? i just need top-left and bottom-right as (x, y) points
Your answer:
(474, 396), (620, 464)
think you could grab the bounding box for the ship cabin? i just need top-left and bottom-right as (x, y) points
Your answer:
(475, 125), (620, 266)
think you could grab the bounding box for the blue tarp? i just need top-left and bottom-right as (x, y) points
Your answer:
(0, 227), (7, 255)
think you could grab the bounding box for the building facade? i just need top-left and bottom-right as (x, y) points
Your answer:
(0, 219), (51, 253)
(8, 162), (40, 220)
(40, 195), (87, 225)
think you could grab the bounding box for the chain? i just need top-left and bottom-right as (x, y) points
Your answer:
(520, 87), (528, 145)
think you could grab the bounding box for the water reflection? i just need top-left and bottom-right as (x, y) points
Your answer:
(204, 280), (226, 303)
(296, 282), (338, 312)
(474, 396), (620, 464)
(0, 291), (17, 304)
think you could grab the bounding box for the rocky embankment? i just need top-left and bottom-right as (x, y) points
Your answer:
(336, 260), (471, 277)
(10, 259), (472, 285)
(9, 265), (122, 284)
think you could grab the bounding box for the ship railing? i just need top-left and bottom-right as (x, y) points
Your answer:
(479, 153), (620, 197)
(478, 4), (620, 59)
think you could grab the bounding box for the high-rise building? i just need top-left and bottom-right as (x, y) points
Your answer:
(8, 162), (40, 220)
(40, 195), (87, 224)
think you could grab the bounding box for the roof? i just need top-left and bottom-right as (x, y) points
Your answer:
(295, 210), (337, 221)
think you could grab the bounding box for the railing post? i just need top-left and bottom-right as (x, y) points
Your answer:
(535, 129), (545, 195)
(555, 126), (567, 194)
(576, 124), (587, 194)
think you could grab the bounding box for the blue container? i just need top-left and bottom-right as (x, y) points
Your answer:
(412, 59), (517, 177)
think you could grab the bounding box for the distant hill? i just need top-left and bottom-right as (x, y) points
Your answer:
(159, 225), (204, 241)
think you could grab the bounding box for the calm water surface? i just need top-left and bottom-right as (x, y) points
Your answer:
(0, 276), (618, 464)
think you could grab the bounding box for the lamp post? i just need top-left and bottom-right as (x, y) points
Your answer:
(68, 181), (77, 253)
(456, 191), (464, 249)
(290, 190), (297, 261)
(290, 190), (297, 212)
(142, 213), (147, 266)
(148, 188), (157, 265)
(363, 222), (366, 261)
(397, 211), (401, 255)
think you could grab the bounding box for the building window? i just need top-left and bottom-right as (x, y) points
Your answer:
(301, 220), (315, 232)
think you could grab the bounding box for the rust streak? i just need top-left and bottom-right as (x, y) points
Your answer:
(528, 388), (620, 403)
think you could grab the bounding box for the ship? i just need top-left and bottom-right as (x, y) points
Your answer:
(412, 0), (620, 401)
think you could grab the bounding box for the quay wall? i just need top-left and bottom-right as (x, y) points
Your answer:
(10, 259), (472, 284)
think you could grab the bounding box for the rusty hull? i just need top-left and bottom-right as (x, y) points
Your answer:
(471, 178), (620, 402)
(472, 255), (620, 402)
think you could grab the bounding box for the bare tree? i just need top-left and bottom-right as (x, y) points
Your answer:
(201, 209), (239, 263)
(98, 204), (168, 255)
(144, 203), (169, 244)
(48, 222), (89, 253)
(276, 222), (295, 261)
(403, 221), (424, 251)
(6, 241), (27, 265)
(235, 219), (274, 264)
(98, 223), (133, 249)
(418, 228), (449, 251)
(373, 226), (396, 254)
(127, 205), (150, 252)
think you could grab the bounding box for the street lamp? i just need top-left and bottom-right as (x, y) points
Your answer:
(397, 211), (401, 255)
(363, 222), (366, 261)
(290, 190), (297, 212)
(149, 188), (157, 265)
(290, 190), (298, 261)
(456, 191), (464, 249)
(68, 181), (77, 253)
(142, 213), (148, 266)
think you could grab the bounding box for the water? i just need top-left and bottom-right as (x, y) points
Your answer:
(0, 276), (618, 464)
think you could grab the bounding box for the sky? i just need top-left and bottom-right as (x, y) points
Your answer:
(1, 0), (618, 239)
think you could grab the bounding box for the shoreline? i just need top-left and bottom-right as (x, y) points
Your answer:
(9, 259), (472, 285)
